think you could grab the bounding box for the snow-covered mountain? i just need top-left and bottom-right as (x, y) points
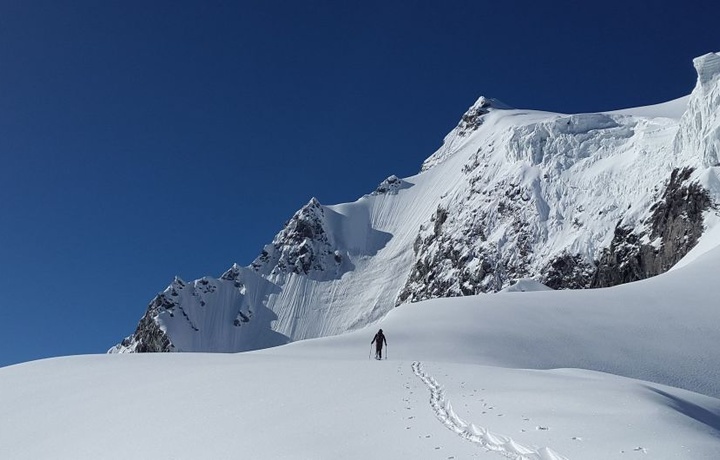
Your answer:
(112, 52), (720, 355)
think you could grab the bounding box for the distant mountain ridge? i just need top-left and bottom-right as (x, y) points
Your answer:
(111, 52), (720, 354)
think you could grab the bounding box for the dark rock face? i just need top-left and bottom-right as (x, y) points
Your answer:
(221, 264), (245, 288)
(592, 168), (712, 287)
(457, 98), (493, 136)
(119, 293), (175, 352)
(539, 168), (713, 290)
(396, 205), (523, 305)
(251, 198), (343, 278)
(542, 253), (595, 290)
(397, 162), (544, 304)
(371, 175), (411, 195)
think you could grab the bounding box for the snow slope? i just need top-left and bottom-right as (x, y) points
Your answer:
(3, 240), (720, 459)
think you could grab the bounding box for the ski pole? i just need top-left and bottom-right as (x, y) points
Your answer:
(369, 343), (372, 360)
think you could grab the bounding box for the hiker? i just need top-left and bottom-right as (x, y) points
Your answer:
(371, 329), (387, 359)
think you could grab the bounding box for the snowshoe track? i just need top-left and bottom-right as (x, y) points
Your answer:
(411, 361), (568, 460)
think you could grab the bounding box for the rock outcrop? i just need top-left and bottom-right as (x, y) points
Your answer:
(251, 198), (346, 280)
(592, 167), (712, 287)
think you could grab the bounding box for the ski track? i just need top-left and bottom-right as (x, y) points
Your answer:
(411, 361), (569, 460)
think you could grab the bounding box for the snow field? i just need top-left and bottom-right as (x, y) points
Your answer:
(3, 347), (718, 459)
(0, 354), (493, 460)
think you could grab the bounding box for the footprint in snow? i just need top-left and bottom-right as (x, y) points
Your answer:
(411, 361), (568, 459)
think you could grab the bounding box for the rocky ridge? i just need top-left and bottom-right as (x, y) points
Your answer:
(251, 197), (347, 280)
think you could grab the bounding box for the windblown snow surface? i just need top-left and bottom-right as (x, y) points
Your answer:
(3, 233), (720, 458)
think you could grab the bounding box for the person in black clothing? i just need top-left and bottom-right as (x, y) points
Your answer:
(371, 329), (387, 359)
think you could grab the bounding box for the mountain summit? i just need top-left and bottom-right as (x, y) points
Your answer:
(111, 52), (720, 354)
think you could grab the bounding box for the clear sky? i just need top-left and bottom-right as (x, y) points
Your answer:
(0, 0), (717, 367)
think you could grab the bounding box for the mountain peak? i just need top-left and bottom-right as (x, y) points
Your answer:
(371, 175), (411, 195)
(172, 276), (185, 287)
(220, 263), (243, 281)
(470, 96), (512, 110)
(456, 96), (511, 135)
(250, 196), (348, 279)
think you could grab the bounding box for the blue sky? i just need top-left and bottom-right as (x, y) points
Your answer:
(0, 0), (717, 367)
